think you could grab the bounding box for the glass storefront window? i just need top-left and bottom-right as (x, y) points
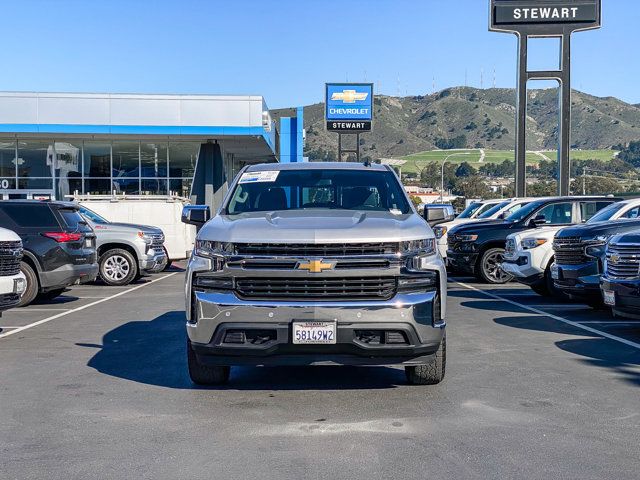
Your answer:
(112, 141), (140, 178)
(169, 142), (199, 178)
(169, 178), (192, 198)
(18, 140), (54, 178)
(141, 178), (168, 195)
(112, 178), (139, 195)
(18, 178), (54, 189)
(141, 142), (168, 178)
(54, 141), (82, 199)
(83, 142), (111, 177)
(0, 140), (16, 178)
(84, 178), (112, 195)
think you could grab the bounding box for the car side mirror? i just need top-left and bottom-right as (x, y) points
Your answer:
(529, 214), (547, 227)
(424, 206), (455, 227)
(182, 205), (211, 227)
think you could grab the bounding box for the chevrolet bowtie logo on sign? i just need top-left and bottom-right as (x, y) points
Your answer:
(297, 259), (335, 274)
(326, 83), (374, 133)
(330, 90), (369, 104)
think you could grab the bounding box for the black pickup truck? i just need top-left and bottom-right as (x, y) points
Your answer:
(447, 196), (618, 284)
(553, 219), (640, 306)
(601, 230), (640, 319)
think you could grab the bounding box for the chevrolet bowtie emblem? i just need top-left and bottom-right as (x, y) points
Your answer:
(609, 255), (620, 264)
(297, 259), (335, 273)
(331, 90), (368, 104)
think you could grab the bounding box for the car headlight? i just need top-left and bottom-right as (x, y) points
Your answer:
(433, 226), (448, 240)
(194, 240), (235, 259)
(456, 234), (478, 243)
(521, 238), (548, 250)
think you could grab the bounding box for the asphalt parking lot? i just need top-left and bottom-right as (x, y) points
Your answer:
(1, 268), (639, 480)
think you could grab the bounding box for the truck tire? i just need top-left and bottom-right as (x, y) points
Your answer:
(99, 248), (138, 286)
(18, 261), (39, 307)
(187, 338), (230, 385)
(405, 334), (446, 385)
(477, 248), (513, 284)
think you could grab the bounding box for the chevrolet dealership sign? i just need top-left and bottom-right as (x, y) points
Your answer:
(325, 83), (373, 132)
(490, 0), (601, 33)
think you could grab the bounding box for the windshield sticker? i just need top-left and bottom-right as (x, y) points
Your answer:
(239, 171), (280, 184)
(390, 209), (403, 215)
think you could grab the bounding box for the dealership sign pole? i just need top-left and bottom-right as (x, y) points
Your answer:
(325, 83), (374, 162)
(490, 0), (601, 196)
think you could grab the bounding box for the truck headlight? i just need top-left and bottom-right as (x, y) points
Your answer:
(433, 226), (447, 240)
(401, 239), (436, 256)
(521, 238), (548, 250)
(455, 234), (478, 243)
(137, 231), (153, 244)
(584, 235), (611, 258)
(194, 240), (234, 258)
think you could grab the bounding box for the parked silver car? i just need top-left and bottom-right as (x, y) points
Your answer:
(182, 162), (451, 386)
(78, 206), (167, 286)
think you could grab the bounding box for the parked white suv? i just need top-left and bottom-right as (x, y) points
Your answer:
(435, 198), (533, 260)
(0, 227), (26, 315)
(502, 198), (640, 296)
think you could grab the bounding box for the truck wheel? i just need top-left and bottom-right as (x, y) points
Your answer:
(405, 334), (446, 385)
(187, 338), (230, 385)
(99, 249), (138, 286)
(477, 248), (513, 284)
(18, 261), (39, 307)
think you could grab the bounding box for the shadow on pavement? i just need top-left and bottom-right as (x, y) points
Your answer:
(79, 311), (407, 390)
(495, 315), (640, 387)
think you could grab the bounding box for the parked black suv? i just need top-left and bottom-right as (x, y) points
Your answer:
(552, 219), (640, 306)
(0, 201), (98, 306)
(447, 197), (618, 284)
(600, 231), (640, 318)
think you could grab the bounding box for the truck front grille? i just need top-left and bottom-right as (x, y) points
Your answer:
(234, 243), (400, 257)
(235, 277), (397, 301)
(606, 244), (640, 279)
(149, 233), (165, 248)
(553, 237), (587, 265)
(0, 241), (22, 276)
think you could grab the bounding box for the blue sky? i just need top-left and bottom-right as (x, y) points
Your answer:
(2, 0), (637, 108)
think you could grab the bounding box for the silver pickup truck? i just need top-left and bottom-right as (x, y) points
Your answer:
(182, 162), (452, 386)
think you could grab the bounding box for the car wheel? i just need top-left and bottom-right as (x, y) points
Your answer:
(477, 248), (513, 284)
(99, 249), (138, 286)
(405, 334), (446, 385)
(18, 261), (39, 307)
(187, 338), (230, 385)
(38, 288), (67, 301)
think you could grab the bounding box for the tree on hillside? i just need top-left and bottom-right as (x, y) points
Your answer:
(456, 162), (477, 178)
(527, 181), (557, 196)
(571, 176), (625, 195)
(434, 135), (467, 150)
(617, 141), (640, 167)
(452, 176), (492, 199)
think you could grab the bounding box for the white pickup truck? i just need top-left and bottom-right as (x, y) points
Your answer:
(502, 198), (640, 296)
(0, 227), (26, 315)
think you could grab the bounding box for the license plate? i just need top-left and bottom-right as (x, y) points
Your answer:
(292, 321), (336, 345)
(603, 290), (615, 306)
(551, 264), (559, 280)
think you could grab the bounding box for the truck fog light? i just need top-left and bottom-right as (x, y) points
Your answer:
(14, 278), (26, 295)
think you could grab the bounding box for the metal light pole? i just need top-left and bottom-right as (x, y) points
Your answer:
(440, 152), (472, 202)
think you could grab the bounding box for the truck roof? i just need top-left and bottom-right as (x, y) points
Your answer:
(246, 162), (389, 172)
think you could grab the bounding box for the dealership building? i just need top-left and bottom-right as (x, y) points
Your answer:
(0, 92), (304, 208)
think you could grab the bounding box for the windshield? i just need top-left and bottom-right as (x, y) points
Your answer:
(226, 169), (411, 215)
(505, 200), (546, 222)
(79, 206), (109, 225)
(478, 201), (510, 219)
(587, 202), (624, 224)
(457, 202), (483, 219)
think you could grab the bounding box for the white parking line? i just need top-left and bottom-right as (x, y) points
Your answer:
(8, 308), (72, 312)
(0, 273), (178, 340)
(578, 321), (640, 325)
(452, 279), (640, 350)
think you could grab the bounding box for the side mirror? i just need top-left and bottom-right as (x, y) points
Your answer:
(529, 214), (547, 227)
(424, 205), (455, 227)
(182, 205), (211, 227)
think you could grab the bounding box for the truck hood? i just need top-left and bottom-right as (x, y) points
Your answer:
(557, 219), (640, 239)
(198, 210), (432, 243)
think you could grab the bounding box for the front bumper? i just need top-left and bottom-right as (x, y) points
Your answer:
(502, 253), (544, 285)
(140, 251), (167, 273)
(447, 251), (479, 274)
(601, 277), (640, 319)
(39, 263), (99, 291)
(0, 273), (26, 312)
(553, 261), (600, 297)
